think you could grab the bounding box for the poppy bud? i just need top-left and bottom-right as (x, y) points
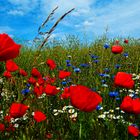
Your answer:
(124, 39), (129, 44)
(19, 69), (27, 76)
(128, 125), (139, 137)
(46, 59), (56, 70)
(112, 45), (123, 54)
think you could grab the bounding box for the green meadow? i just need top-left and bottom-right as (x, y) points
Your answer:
(0, 36), (140, 140)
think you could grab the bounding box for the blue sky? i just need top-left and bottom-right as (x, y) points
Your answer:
(0, 0), (140, 42)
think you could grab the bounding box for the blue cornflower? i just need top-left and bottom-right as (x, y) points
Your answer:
(61, 81), (67, 86)
(67, 78), (72, 83)
(96, 105), (103, 111)
(66, 60), (70, 63)
(129, 93), (136, 98)
(93, 60), (99, 64)
(80, 63), (89, 68)
(21, 88), (30, 95)
(99, 73), (105, 77)
(104, 43), (110, 49)
(109, 91), (119, 97)
(101, 80), (106, 84)
(74, 68), (81, 73)
(66, 63), (72, 67)
(26, 83), (31, 88)
(115, 97), (120, 101)
(123, 53), (128, 57)
(115, 64), (121, 69)
(99, 73), (110, 78)
(132, 94), (138, 99)
(66, 60), (71, 67)
(90, 54), (99, 59)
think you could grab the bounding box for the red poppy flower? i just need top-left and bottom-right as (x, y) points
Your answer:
(124, 39), (129, 44)
(6, 60), (19, 72)
(45, 84), (60, 96)
(37, 77), (45, 85)
(114, 72), (134, 89)
(19, 69), (27, 76)
(46, 59), (56, 70)
(3, 71), (12, 78)
(111, 45), (123, 54)
(128, 125), (139, 137)
(0, 123), (5, 132)
(44, 75), (56, 84)
(120, 96), (140, 114)
(70, 85), (102, 112)
(31, 68), (42, 78)
(28, 77), (36, 85)
(9, 103), (29, 118)
(59, 70), (71, 79)
(34, 85), (44, 97)
(60, 87), (70, 99)
(33, 111), (46, 122)
(0, 33), (21, 61)
(120, 96), (133, 113)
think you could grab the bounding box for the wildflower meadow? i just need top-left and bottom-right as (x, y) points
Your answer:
(0, 7), (140, 140)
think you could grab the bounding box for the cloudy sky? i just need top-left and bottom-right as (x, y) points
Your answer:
(0, 0), (140, 42)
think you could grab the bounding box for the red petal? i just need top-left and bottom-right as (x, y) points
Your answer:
(33, 111), (46, 122)
(10, 103), (29, 118)
(70, 85), (102, 112)
(128, 125), (139, 137)
(6, 60), (19, 72)
(111, 45), (123, 54)
(0, 34), (21, 61)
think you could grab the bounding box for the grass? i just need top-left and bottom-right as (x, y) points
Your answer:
(0, 36), (140, 140)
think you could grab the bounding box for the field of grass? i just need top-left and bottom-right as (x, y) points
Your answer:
(0, 36), (140, 140)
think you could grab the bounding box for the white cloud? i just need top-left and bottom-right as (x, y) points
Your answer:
(94, 0), (140, 37)
(69, 0), (140, 38)
(42, 32), (66, 41)
(40, 0), (95, 19)
(7, 10), (24, 16)
(83, 20), (94, 27)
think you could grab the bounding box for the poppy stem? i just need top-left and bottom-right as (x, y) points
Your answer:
(79, 123), (82, 139)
